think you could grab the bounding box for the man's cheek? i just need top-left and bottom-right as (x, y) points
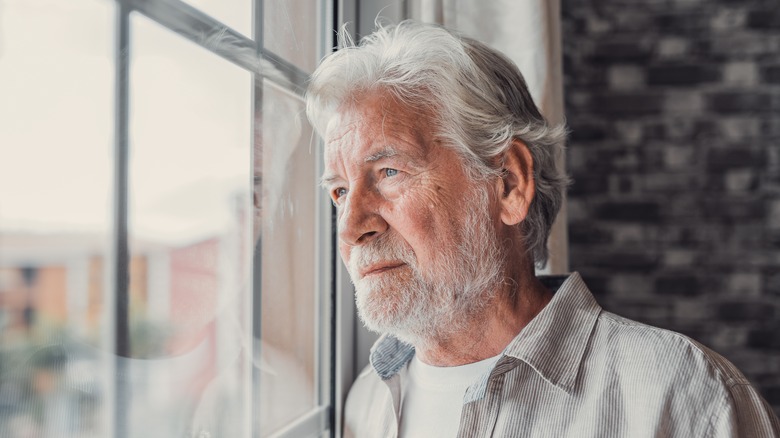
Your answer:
(338, 243), (352, 266)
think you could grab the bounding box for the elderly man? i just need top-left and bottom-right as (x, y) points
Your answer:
(306, 21), (780, 437)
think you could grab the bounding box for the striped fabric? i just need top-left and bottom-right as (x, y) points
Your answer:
(343, 272), (780, 437)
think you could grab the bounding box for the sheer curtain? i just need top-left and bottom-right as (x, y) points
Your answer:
(408, 0), (568, 274)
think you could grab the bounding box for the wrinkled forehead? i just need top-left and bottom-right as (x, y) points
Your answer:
(324, 90), (432, 156)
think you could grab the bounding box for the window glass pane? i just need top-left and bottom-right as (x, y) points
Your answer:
(128, 13), (252, 437)
(181, 0), (252, 37)
(263, 0), (319, 73)
(0, 0), (115, 436)
(256, 80), (318, 436)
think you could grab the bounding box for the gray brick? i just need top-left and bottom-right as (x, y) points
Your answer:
(593, 92), (665, 115)
(765, 271), (780, 296)
(669, 0), (706, 6)
(761, 119), (780, 138)
(585, 14), (612, 34)
(664, 118), (703, 141)
(662, 249), (698, 267)
(718, 301), (774, 322)
(609, 274), (654, 297)
(710, 7), (748, 31)
(569, 121), (609, 142)
(648, 64), (720, 86)
(723, 61), (759, 86)
(609, 174), (637, 194)
(569, 221), (614, 245)
(566, 90), (593, 109)
(711, 326), (749, 350)
(566, 199), (589, 222)
(748, 328), (780, 350)
(608, 65), (646, 90)
(655, 12), (710, 32)
(767, 200), (780, 230)
(700, 198), (766, 221)
(725, 169), (757, 193)
(642, 173), (700, 193)
(767, 386), (780, 405)
(728, 273), (763, 297)
(612, 224), (646, 245)
(707, 148), (765, 172)
(674, 298), (712, 320)
(762, 65), (780, 84)
(566, 147), (590, 171)
(664, 91), (704, 113)
(655, 274), (700, 296)
(655, 37), (690, 59)
(666, 198), (701, 220)
(709, 92), (775, 113)
(747, 9), (780, 29)
(569, 173), (610, 195)
(588, 250), (661, 271)
(589, 41), (654, 64)
(596, 201), (661, 222)
(707, 34), (780, 58)
(718, 117), (762, 142)
(613, 121), (644, 145)
(663, 145), (695, 169)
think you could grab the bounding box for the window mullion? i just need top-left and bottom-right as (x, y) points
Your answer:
(112, 2), (132, 438)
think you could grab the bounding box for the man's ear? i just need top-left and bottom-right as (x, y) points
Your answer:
(495, 139), (535, 226)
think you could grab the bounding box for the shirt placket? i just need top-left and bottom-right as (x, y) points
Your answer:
(380, 373), (403, 438)
(456, 372), (505, 437)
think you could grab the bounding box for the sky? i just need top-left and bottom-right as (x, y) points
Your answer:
(0, 0), (252, 246)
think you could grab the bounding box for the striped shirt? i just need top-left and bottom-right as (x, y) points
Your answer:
(343, 272), (780, 437)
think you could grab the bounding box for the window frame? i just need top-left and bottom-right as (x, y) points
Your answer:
(106, 0), (335, 436)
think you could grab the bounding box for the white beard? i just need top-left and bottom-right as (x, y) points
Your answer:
(347, 185), (506, 347)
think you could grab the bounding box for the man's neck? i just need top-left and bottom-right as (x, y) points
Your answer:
(413, 272), (553, 367)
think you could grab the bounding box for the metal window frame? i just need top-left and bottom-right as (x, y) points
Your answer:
(108, 0), (335, 436)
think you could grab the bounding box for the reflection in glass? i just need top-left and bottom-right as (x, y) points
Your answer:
(180, 0), (252, 38)
(127, 14), (252, 437)
(0, 0), (114, 436)
(256, 80), (318, 436)
(263, 0), (320, 73)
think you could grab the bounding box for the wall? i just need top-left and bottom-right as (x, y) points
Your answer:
(561, 0), (780, 415)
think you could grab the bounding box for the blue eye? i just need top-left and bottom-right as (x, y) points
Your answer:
(384, 168), (399, 177)
(331, 188), (347, 207)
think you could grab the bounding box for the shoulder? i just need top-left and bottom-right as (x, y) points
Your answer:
(590, 311), (745, 392)
(344, 364), (387, 419)
(595, 311), (742, 382)
(346, 364), (385, 408)
(588, 311), (780, 435)
(343, 365), (396, 438)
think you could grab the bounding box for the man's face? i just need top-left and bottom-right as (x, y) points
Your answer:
(322, 91), (505, 342)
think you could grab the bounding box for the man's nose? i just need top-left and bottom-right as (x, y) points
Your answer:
(338, 188), (388, 246)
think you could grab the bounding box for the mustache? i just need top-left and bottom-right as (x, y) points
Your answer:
(348, 235), (416, 278)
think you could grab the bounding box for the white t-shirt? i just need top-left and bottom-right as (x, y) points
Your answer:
(400, 353), (501, 438)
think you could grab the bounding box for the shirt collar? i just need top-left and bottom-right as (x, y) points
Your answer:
(502, 272), (601, 393)
(370, 333), (415, 380)
(368, 272), (601, 391)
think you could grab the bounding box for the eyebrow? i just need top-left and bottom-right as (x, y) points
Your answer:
(319, 174), (340, 188)
(320, 148), (400, 187)
(364, 147), (398, 163)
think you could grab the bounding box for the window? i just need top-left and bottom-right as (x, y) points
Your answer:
(0, 0), (334, 437)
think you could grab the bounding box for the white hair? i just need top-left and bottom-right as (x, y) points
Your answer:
(306, 20), (569, 266)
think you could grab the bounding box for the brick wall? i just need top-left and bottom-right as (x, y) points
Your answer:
(561, 0), (780, 416)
